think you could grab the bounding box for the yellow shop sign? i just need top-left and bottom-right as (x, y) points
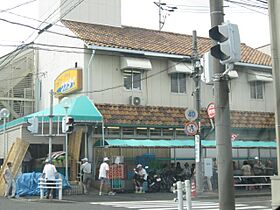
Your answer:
(54, 68), (82, 97)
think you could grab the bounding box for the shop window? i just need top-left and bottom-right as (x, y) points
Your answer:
(175, 128), (185, 137)
(150, 127), (161, 136)
(122, 127), (135, 135)
(136, 127), (148, 136)
(162, 128), (174, 137)
(107, 126), (120, 136)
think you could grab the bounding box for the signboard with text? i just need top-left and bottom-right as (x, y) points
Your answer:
(54, 68), (82, 97)
(185, 108), (198, 122)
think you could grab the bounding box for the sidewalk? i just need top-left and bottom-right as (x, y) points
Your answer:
(16, 188), (271, 203)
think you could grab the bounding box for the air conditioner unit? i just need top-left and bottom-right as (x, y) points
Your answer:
(129, 96), (141, 106)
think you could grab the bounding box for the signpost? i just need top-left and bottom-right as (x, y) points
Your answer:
(195, 135), (200, 163)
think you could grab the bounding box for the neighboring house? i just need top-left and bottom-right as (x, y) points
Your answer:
(0, 0), (276, 174)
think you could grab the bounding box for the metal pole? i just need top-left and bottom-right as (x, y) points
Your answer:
(102, 121), (105, 146)
(209, 1), (235, 209)
(185, 180), (192, 210)
(159, 0), (161, 30)
(177, 181), (183, 210)
(48, 89), (54, 160)
(65, 133), (68, 180)
(192, 30), (203, 195)
(3, 118), (6, 158)
(85, 125), (88, 158)
(65, 107), (69, 181)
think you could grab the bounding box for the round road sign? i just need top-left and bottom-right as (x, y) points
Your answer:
(184, 121), (198, 136)
(207, 102), (215, 119)
(185, 108), (198, 121)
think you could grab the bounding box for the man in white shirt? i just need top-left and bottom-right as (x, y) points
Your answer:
(3, 162), (16, 198)
(80, 157), (92, 194)
(133, 164), (147, 193)
(98, 157), (115, 196)
(42, 159), (58, 199)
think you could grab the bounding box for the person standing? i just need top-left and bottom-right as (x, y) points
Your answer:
(80, 157), (92, 194)
(133, 164), (148, 193)
(42, 159), (58, 199)
(98, 157), (115, 196)
(241, 161), (253, 190)
(3, 162), (16, 198)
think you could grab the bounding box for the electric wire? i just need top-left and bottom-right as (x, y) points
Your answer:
(0, 0), (86, 69)
(0, 0), (38, 13)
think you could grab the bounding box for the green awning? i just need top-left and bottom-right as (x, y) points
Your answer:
(27, 95), (103, 122)
(94, 139), (276, 148)
(0, 95), (103, 130)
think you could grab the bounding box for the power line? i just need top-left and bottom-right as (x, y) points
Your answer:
(0, 0), (86, 69)
(2, 10), (66, 29)
(0, 17), (39, 31)
(225, 0), (268, 9)
(225, 0), (268, 15)
(24, 0), (71, 41)
(0, 0), (38, 13)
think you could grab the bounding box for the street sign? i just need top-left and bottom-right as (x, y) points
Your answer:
(185, 108), (198, 121)
(207, 102), (215, 119)
(184, 121), (198, 136)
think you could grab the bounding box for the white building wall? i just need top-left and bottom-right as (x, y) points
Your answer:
(60, 0), (121, 27)
(0, 126), (22, 158)
(88, 53), (194, 107)
(36, 24), (85, 110)
(21, 128), (64, 145)
(200, 70), (274, 112)
(87, 52), (274, 112)
(38, 0), (121, 27)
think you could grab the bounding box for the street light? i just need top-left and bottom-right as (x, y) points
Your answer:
(61, 97), (70, 181)
(0, 108), (10, 159)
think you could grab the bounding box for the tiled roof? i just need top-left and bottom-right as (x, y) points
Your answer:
(62, 20), (272, 66)
(96, 104), (275, 129)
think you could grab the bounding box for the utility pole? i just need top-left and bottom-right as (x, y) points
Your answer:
(268, 1), (280, 209)
(48, 89), (54, 160)
(158, 0), (162, 31)
(192, 30), (203, 194)
(154, 0), (177, 31)
(209, 1), (235, 209)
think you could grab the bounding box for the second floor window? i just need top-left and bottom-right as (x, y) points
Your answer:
(123, 70), (142, 90)
(171, 73), (186, 93)
(250, 81), (264, 99)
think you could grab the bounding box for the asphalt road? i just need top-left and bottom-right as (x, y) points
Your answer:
(0, 195), (272, 210)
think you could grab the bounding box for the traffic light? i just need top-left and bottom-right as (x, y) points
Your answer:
(27, 117), (39, 133)
(62, 116), (74, 133)
(209, 22), (241, 64)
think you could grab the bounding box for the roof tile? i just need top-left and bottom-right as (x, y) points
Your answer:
(96, 104), (275, 129)
(62, 20), (271, 66)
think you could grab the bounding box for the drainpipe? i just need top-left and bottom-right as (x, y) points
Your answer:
(34, 49), (40, 111)
(86, 50), (95, 96)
